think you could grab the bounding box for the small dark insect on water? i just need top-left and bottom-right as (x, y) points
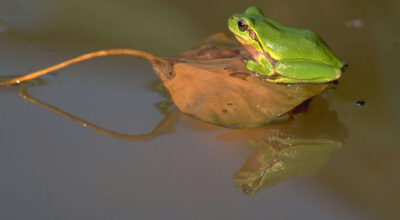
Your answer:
(354, 100), (366, 106)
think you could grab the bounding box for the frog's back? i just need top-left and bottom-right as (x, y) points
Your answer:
(256, 17), (344, 68)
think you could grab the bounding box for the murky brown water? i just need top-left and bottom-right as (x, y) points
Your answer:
(1, 0), (399, 219)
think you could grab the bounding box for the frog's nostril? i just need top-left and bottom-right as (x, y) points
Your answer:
(230, 16), (234, 20)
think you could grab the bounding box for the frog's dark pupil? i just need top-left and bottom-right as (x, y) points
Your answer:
(238, 20), (248, 32)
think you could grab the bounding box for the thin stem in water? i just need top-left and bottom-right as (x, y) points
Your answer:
(0, 49), (161, 86)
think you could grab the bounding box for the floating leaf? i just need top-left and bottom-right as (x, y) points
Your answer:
(153, 33), (329, 127)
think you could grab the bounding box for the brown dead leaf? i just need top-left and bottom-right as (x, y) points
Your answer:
(151, 33), (329, 127)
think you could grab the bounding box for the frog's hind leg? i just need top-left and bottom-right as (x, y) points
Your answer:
(273, 59), (342, 83)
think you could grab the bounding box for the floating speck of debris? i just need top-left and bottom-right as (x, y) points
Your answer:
(354, 100), (366, 106)
(346, 19), (364, 28)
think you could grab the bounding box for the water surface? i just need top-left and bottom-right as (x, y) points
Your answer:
(0, 0), (399, 219)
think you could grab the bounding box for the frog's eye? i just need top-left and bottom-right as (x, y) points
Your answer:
(238, 20), (248, 32)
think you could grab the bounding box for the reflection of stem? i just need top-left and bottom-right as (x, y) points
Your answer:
(0, 49), (161, 86)
(18, 86), (180, 141)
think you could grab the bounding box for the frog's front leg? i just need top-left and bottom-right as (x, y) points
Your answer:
(246, 56), (274, 76)
(271, 59), (342, 83)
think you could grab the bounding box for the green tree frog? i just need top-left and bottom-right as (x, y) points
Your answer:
(228, 6), (346, 83)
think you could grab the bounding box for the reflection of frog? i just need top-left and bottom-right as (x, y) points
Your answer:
(219, 97), (348, 195)
(234, 135), (341, 195)
(228, 6), (346, 83)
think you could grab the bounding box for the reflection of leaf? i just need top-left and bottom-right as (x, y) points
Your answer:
(234, 138), (341, 195)
(219, 97), (349, 142)
(17, 85), (180, 141)
(151, 80), (175, 115)
(151, 80), (171, 99)
(153, 33), (329, 127)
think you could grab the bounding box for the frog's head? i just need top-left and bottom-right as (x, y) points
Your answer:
(228, 7), (266, 59)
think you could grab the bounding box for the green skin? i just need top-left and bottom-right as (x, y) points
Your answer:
(228, 6), (345, 83)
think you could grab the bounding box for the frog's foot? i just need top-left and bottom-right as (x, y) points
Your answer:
(246, 60), (273, 77)
(240, 55), (253, 63)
